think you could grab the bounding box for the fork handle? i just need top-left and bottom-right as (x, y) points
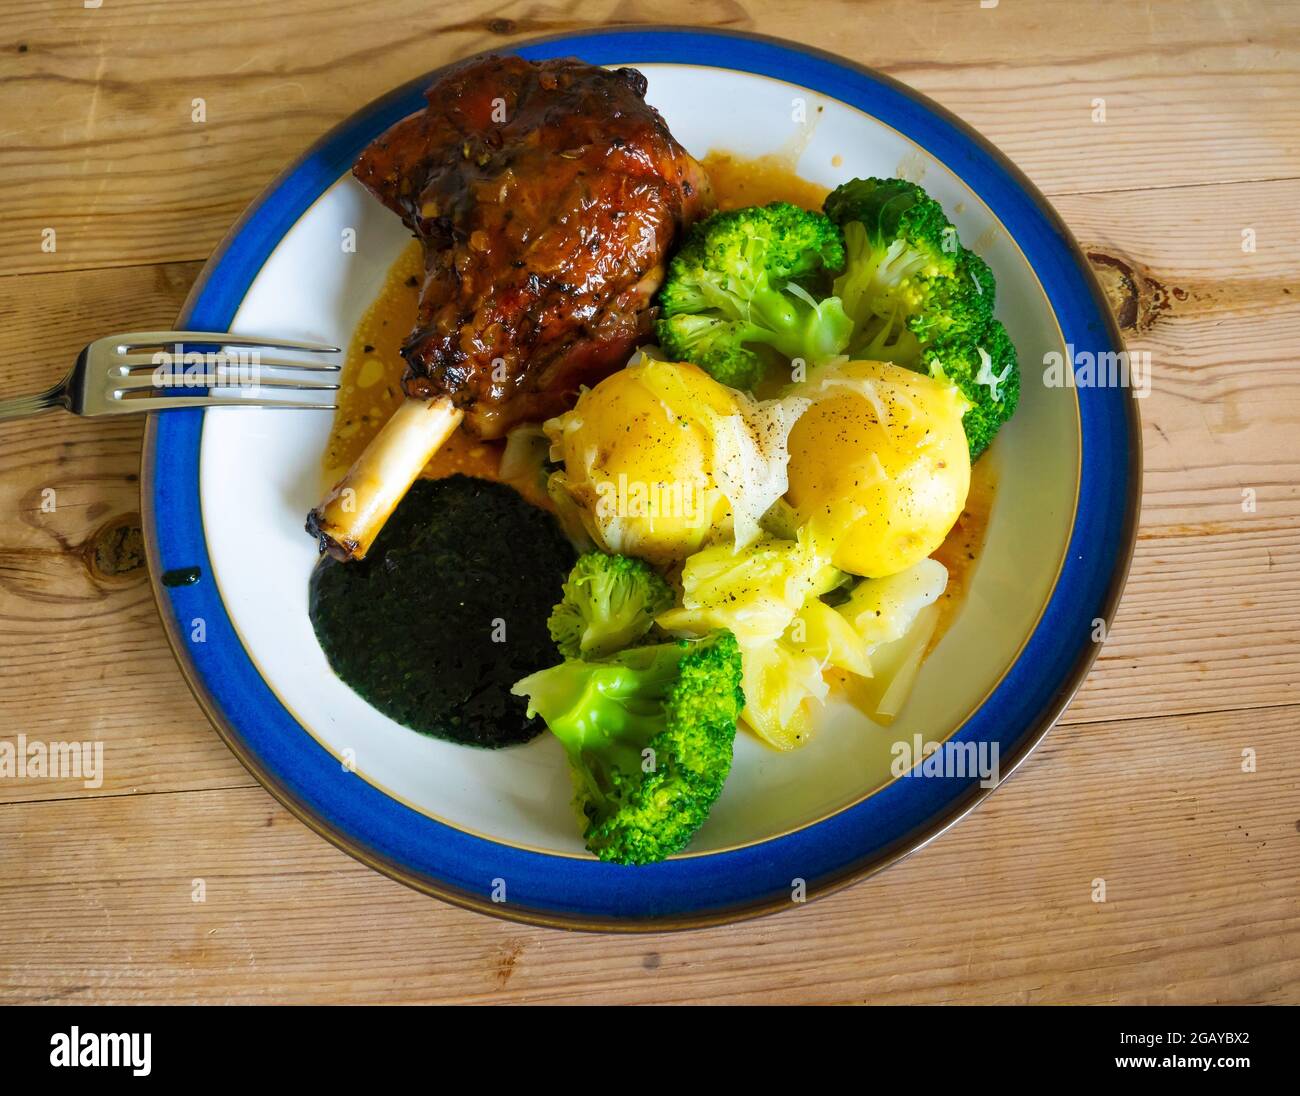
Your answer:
(0, 382), (69, 422)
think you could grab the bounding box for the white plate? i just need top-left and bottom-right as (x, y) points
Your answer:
(144, 29), (1137, 928)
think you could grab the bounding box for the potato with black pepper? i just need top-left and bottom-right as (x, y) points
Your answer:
(785, 359), (970, 578)
(545, 358), (807, 565)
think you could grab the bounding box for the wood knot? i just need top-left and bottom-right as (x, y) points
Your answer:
(1086, 249), (1187, 334)
(83, 512), (145, 582)
(487, 18), (516, 35)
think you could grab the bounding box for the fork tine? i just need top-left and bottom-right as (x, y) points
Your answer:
(113, 372), (340, 393)
(113, 353), (341, 373)
(110, 330), (341, 354)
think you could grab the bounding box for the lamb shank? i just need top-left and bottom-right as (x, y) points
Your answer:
(308, 55), (713, 560)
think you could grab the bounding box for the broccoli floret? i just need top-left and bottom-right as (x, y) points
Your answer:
(925, 319), (1020, 460)
(512, 632), (745, 864)
(824, 177), (963, 356)
(652, 314), (768, 391)
(825, 176), (1018, 457)
(960, 246), (997, 309)
(656, 202), (852, 389)
(906, 249), (996, 348)
(548, 551), (674, 660)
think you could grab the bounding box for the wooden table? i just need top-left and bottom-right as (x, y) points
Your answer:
(1, 1), (1296, 1004)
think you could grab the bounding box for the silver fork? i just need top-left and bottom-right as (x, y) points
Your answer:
(0, 330), (342, 420)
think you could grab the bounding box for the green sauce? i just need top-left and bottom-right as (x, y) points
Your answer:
(309, 475), (575, 748)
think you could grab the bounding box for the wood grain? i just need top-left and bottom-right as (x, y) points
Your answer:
(0, 0), (1297, 1004)
(2, 704), (1295, 1004)
(0, 259), (246, 805)
(0, 1), (1296, 275)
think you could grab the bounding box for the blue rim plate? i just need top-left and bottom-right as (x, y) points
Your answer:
(142, 27), (1141, 931)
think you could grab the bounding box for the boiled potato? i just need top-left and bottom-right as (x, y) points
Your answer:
(786, 360), (970, 578)
(545, 360), (740, 565)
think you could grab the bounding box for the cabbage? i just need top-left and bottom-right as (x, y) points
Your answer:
(836, 556), (949, 648)
(655, 524), (840, 646)
(736, 639), (827, 750)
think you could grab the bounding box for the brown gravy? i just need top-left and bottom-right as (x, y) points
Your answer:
(702, 150), (832, 211)
(322, 240), (502, 490)
(929, 457), (996, 646)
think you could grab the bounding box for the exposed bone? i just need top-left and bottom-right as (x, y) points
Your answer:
(307, 396), (463, 561)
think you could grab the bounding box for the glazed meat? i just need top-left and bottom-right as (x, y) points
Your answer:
(308, 55), (712, 561)
(353, 54), (713, 437)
